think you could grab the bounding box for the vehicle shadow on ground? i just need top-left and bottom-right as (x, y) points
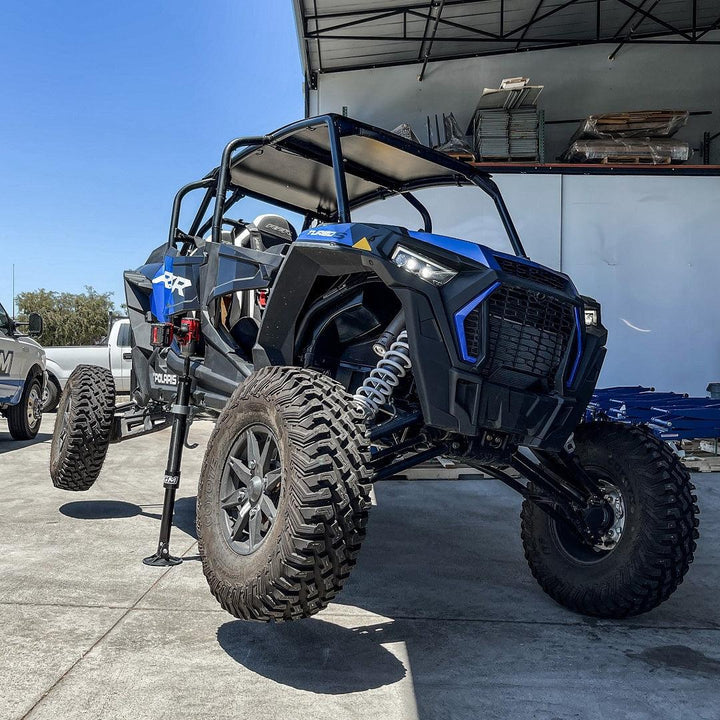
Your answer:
(58, 494), (198, 540)
(215, 478), (720, 717)
(216, 618), (406, 693)
(0, 432), (53, 453)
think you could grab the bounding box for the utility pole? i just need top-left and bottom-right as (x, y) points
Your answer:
(12, 263), (15, 318)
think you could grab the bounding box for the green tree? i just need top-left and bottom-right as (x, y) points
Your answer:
(16, 286), (116, 346)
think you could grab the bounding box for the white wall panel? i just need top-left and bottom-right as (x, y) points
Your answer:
(561, 175), (720, 395)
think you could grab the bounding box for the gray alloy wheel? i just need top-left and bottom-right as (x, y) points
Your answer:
(219, 424), (282, 555)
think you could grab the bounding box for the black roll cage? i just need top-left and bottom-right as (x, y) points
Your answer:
(167, 114), (527, 258)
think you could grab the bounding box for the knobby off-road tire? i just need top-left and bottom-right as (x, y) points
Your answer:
(50, 365), (116, 491)
(521, 422), (699, 618)
(197, 366), (372, 622)
(42, 377), (60, 413)
(7, 375), (43, 440)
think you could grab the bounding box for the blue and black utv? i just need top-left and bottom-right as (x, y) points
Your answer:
(50, 115), (698, 621)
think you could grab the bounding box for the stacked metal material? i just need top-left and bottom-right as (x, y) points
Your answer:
(562, 110), (690, 164)
(563, 139), (690, 163)
(471, 108), (538, 161)
(586, 386), (720, 440)
(575, 110), (689, 139)
(509, 109), (539, 158)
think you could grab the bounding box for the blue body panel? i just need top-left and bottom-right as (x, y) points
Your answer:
(298, 222), (579, 374)
(0, 378), (24, 405)
(566, 307), (584, 387)
(298, 223), (498, 267)
(454, 282), (501, 363)
(151, 257), (174, 323)
(297, 223), (569, 282)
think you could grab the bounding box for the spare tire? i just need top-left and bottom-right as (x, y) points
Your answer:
(50, 365), (116, 491)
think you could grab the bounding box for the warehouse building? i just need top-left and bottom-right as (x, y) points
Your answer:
(293, 0), (720, 395)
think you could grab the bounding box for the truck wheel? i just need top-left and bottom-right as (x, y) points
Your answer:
(521, 422), (699, 618)
(197, 366), (371, 621)
(50, 365), (116, 491)
(43, 376), (60, 413)
(7, 375), (43, 440)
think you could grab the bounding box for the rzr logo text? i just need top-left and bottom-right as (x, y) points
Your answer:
(152, 271), (192, 297)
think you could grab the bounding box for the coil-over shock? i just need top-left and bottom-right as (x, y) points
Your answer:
(353, 313), (412, 419)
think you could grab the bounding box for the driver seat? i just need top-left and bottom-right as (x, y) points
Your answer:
(252, 214), (297, 251)
(232, 214), (298, 253)
(227, 214), (297, 332)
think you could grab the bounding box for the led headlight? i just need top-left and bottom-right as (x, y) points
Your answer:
(584, 308), (599, 326)
(581, 296), (601, 327)
(391, 245), (456, 286)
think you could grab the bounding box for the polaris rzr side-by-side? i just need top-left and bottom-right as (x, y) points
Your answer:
(50, 114), (698, 621)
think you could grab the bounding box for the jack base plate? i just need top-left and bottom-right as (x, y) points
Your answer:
(142, 553), (182, 567)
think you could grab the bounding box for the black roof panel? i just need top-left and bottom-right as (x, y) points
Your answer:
(228, 114), (482, 218)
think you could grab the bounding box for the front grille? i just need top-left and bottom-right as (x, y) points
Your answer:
(496, 256), (567, 290)
(463, 285), (575, 388)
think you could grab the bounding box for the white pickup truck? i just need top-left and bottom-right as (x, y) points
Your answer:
(0, 302), (46, 439)
(44, 317), (131, 411)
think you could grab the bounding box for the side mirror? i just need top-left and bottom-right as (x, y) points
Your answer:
(28, 312), (43, 337)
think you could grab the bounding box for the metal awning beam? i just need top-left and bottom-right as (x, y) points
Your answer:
(407, 7), (503, 40)
(303, 0), (475, 22)
(297, 0), (720, 75)
(504, 0), (586, 38)
(611, 0), (654, 40)
(309, 30), (720, 44)
(609, 0), (661, 59)
(614, 0), (694, 40)
(418, 0), (447, 80)
(697, 13), (720, 38)
(305, 9), (409, 37)
(516, 0), (546, 50)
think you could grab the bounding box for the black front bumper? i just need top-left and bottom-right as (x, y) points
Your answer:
(383, 252), (607, 451)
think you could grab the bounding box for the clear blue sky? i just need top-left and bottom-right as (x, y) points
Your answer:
(0, 1), (304, 314)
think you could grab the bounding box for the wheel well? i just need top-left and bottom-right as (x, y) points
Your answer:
(295, 273), (402, 390)
(27, 363), (44, 384)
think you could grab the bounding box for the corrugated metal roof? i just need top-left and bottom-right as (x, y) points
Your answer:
(293, 0), (720, 76)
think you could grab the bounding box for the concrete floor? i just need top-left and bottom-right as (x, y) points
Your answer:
(1, 415), (719, 720)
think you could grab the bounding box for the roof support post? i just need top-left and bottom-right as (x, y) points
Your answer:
(418, 0), (446, 81)
(211, 136), (268, 244)
(327, 117), (351, 223)
(168, 178), (215, 248)
(472, 176), (527, 258)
